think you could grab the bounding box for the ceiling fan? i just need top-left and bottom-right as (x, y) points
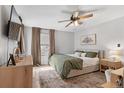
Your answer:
(58, 11), (93, 27)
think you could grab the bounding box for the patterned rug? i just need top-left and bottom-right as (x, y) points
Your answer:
(33, 66), (106, 88)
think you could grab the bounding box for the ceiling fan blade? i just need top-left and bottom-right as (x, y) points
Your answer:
(78, 9), (98, 14)
(65, 21), (73, 27)
(79, 14), (93, 19)
(58, 20), (71, 23)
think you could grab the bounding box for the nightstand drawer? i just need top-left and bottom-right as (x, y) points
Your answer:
(108, 62), (122, 69)
(100, 61), (108, 65)
(100, 59), (122, 72)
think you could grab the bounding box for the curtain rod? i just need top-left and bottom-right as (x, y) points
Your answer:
(33, 27), (54, 31)
(41, 28), (50, 30)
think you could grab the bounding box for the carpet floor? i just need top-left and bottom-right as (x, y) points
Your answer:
(33, 66), (106, 88)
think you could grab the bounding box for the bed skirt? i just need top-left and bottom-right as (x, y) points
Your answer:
(67, 65), (99, 78)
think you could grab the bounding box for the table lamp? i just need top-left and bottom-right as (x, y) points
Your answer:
(109, 49), (121, 61)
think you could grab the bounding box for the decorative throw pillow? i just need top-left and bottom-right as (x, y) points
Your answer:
(85, 52), (97, 58)
(81, 53), (86, 57)
(74, 52), (81, 57)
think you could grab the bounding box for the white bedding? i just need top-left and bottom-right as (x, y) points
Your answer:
(66, 54), (99, 67)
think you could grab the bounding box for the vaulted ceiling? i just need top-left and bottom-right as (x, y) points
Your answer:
(4, 5), (124, 31)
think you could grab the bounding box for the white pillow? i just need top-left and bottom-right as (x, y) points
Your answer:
(74, 52), (81, 57)
(81, 53), (86, 57)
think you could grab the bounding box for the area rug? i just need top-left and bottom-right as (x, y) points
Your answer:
(33, 66), (106, 88)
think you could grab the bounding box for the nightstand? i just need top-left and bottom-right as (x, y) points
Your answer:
(100, 59), (122, 72)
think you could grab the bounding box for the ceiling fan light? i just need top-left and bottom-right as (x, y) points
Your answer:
(74, 21), (79, 26)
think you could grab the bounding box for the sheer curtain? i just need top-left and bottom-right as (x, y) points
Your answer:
(40, 29), (50, 64)
(31, 27), (41, 66)
(40, 29), (55, 65)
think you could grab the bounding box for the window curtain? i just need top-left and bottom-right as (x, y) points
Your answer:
(31, 27), (41, 66)
(49, 29), (55, 56)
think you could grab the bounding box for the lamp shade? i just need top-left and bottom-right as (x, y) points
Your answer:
(109, 49), (122, 61)
(109, 50), (121, 56)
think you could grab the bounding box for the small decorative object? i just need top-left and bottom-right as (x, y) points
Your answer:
(80, 34), (96, 45)
(13, 47), (21, 58)
(7, 54), (16, 66)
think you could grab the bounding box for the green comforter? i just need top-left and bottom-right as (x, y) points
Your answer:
(49, 54), (83, 79)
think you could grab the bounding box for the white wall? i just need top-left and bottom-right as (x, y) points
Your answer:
(24, 27), (75, 55)
(24, 27), (32, 55)
(0, 6), (10, 65)
(74, 16), (124, 57)
(55, 31), (74, 54)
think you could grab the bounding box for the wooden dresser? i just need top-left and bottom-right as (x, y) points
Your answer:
(0, 55), (33, 88)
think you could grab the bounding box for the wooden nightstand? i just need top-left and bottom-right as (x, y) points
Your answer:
(100, 59), (122, 72)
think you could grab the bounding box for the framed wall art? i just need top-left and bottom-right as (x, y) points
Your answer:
(80, 34), (96, 45)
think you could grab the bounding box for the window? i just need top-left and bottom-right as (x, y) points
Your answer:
(40, 30), (49, 64)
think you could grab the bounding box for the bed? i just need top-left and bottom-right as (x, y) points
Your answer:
(66, 54), (99, 78)
(49, 50), (103, 79)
